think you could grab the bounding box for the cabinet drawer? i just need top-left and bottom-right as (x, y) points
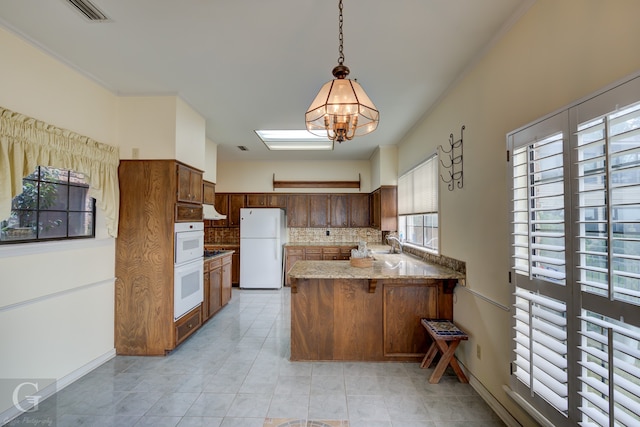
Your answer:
(175, 306), (202, 345)
(206, 257), (222, 269)
(305, 247), (322, 260)
(322, 248), (340, 260)
(175, 203), (203, 222)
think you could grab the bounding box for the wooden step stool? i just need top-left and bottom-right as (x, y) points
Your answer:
(420, 319), (469, 384)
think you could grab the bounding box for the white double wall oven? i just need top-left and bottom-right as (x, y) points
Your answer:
(174, 222), (204, 320)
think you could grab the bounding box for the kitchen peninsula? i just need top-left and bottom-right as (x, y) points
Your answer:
(288, 250), (465, 361)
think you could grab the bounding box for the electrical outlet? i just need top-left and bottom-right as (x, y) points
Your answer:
(476, 344), (482, 360)
(326, 230), (330, 236)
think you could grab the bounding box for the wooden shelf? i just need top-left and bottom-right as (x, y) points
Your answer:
(273, 173), (360, 190)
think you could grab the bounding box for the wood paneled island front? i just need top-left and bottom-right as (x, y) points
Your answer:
(288, 253), (465, 361)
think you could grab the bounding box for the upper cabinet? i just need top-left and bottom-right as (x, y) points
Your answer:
(176, 163), (203, 204)
(371, 186), (397, 231)
(203, 180), (215, 205)
(246, 194), (267, 207)
(349, 193), (370, 228)
(228, 194), (245, 227)
(309, 195), (329, 228)
(330, 194), (348, 227)
(287, 195), (309, 227)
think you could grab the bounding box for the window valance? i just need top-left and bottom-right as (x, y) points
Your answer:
(0, 106), (120, 237)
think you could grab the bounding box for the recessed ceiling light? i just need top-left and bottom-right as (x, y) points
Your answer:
(255, 130), (334, 151)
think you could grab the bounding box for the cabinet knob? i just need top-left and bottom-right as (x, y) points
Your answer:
(187, 323), (193, 329)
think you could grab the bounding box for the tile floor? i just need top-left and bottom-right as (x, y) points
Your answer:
(8, 288), (505, 427)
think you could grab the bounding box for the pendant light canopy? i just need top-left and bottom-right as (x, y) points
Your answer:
(305, 0), (379, 143)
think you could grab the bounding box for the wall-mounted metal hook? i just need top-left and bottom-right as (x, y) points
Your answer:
(438, 125), (465, 191)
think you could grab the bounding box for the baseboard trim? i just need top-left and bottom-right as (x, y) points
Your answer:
(458, 360), (522, 427)
(502, 384), (556, 427)
(1, 349), (115, 425)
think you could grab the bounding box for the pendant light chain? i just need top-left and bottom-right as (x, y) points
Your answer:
(337, 0), (344, 66)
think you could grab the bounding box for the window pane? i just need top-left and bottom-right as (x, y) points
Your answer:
(1, 166), (95, 244)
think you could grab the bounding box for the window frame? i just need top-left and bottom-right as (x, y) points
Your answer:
(0, 166), (96, 244)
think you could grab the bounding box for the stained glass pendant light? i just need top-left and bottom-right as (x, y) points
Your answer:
(305, 0), (379, 143)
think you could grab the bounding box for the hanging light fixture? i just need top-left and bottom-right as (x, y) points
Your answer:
(305, 0), (379, 143)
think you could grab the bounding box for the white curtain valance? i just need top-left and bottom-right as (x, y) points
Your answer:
(0, 106), (120, 237)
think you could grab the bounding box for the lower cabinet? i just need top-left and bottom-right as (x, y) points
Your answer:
(204, 253), (233, 321)
(284, 245), (357, 286)
(175, 305), (202, 346)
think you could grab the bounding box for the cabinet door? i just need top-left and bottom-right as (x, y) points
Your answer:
(322, 247), (340, 260)
(330, 195), (349, 227)
(221, 257), (232, 305)
(305, 247), (322, 260)
(228, 194), (245, 227)
(203, 262), (211, 320)
(177, 164), (202, 204)
(383, 282), (437, 357)
(379, 186), (398, 232)
(175, 203), (203, 222)
(370, 189), (381, 228)
(267, 194), (287, 208)
(203, 181), (215, 205)
(246, 194), (267, 207)
(284, 247), (305, 286)
(231, 252), (240, 285)
(349, 193), (370, 227)
(286, 195), (309, 227)
(212, 194), (229, 227)
(309, 195), (328, 227)
(208, 267), (222, 316)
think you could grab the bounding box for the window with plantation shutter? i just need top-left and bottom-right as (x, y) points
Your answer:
(508, 74), (640, 427)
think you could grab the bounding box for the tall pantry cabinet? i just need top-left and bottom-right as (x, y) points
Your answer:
(115, 160), (203, 356)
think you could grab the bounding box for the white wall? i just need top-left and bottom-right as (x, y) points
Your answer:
(370, 145), (398, 189)
(216, 160), (372, 193)
(116, 96), (177, 160)
(0, 26), (118, 417)
(397, 0), (640, 425)
(175, 98), (206, 171)
(204, 138), (218, 183)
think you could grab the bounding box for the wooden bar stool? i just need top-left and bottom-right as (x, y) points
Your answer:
(420, 319), (469, 384)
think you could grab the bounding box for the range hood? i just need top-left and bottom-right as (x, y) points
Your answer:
(203, 204), (227, 220)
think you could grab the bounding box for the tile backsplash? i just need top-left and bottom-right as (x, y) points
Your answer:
(204, 223), (382, 245)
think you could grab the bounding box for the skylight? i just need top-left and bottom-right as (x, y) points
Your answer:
(255, 130), (334, 151)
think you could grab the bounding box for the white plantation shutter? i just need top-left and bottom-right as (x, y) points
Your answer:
(511, 132), (567, 285)
(513, 288), (568, 413)
(575, 102), (640, 305)
(508, 75), (640, 427)
(578, 312), (640, 426)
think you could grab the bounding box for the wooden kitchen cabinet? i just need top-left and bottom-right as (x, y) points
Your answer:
(116, 160), (204, 356)
(383, 281), (438, 357)
(205, 257), (223, 319)
(203, 180), (215, 205)
(349, 193), (370, 227)
(287, 195), (309, 227)
(177, 163), (203, 204)
(221, 256), (232, 306)
(246, 193), (267, 207)
(267, 194), (288, 208)
(175, 203), (202, 222)
(330, 194), (349, 227)
(228, 194), (245, 227)
(204, 252), (233, 320)
(304, 247), (322, 260)
(371, 186), (397, 231)
(212, 193), (229, 227)
(309, 195), (329, 227)
(284, 247), (305, 286)
(322, 247), (340, 260)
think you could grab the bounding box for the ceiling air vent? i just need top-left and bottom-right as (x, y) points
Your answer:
(237, 146), (249, 151)
(65, 0), (109, 21)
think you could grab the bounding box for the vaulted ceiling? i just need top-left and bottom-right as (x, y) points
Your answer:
(0, 0), (531, 162)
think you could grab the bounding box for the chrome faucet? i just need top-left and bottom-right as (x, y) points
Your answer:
(386, 235), (403, 253)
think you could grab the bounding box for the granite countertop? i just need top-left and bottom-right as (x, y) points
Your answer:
(287, 251), (465, 280)
(203, 249), (234, 261)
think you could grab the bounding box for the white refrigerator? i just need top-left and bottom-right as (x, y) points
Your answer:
(239, 208), (287, 289)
